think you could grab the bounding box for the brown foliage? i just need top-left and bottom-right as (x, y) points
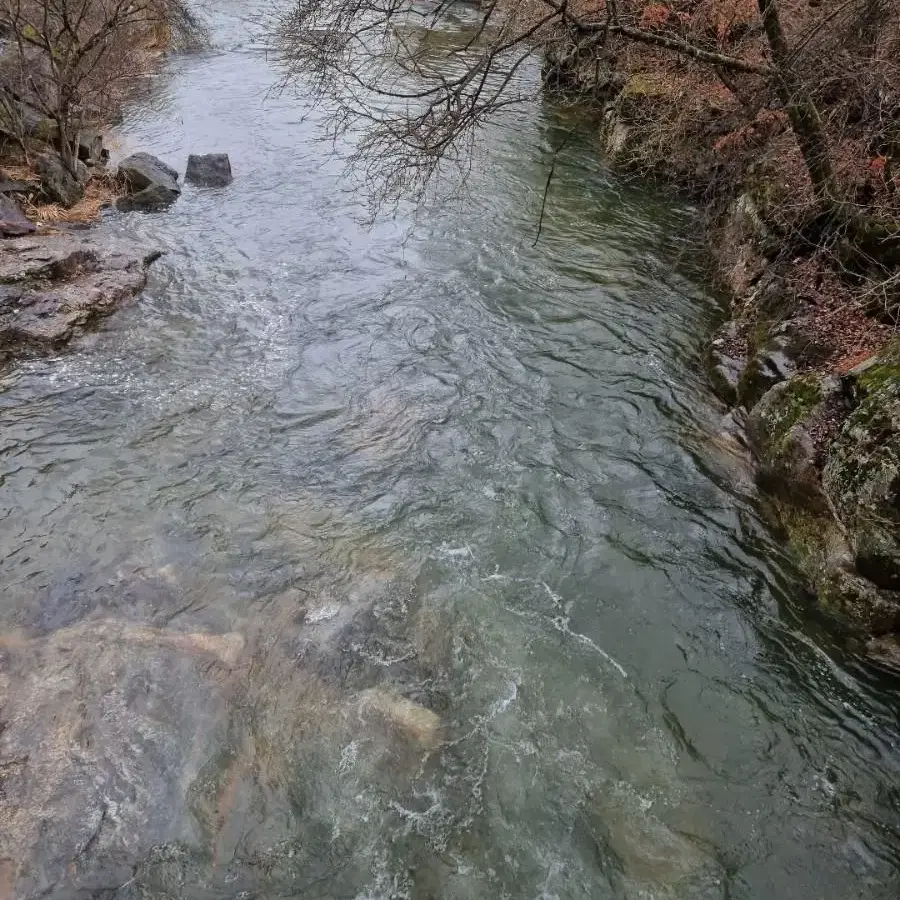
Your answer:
(276, 0), (900, 325)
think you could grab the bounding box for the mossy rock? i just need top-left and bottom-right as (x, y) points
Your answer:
(747, 374), (841, 512)
(823, 344), (900, 589)
(818, 567), (900, 635)
(760, 497), (900, 638)
(764, 497), (852, 587)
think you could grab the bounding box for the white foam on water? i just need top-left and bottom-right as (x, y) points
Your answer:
(306, 601), (342, 623)
(437, 544), (476, 559)
(338, 740), (360, 774)
(489, 680), (518, 717)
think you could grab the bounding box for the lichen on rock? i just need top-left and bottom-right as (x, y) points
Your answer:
(746, 373), (839, 511)
(823, 340), (900, 591)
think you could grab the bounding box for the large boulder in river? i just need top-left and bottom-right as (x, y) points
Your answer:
(118, 152), (180, 192)
(117, 153), (180, 210)
(823, 343), (900, 590)
(36, 151), (84, 208)
(185, 152), (232, 186)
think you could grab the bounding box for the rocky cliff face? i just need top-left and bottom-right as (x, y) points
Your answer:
(591, 85), (900, 661)
(714, 332), (900, 658)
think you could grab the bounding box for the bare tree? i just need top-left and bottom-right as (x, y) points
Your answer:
(0, 0), (205, 173)
(274, 0), (899, 251)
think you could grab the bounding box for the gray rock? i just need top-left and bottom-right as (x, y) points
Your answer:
(36, 152), (84, 208)
(706, 321), (747, 405)
(118, 152), (181, 195)
(719, 406), (749, 447)
(738, 331), (799, 408)
(709, 352), (745, 405)
(0, 100), (59, 144)
(76, 128), (105, 163)
(73, 158), (91, 186)
(185, 152), (232, 187)
(0, 234), (159, 357)
(819, 567), (900, 635)
(824, 343), (900, 590)
(0, 179), (33, 195)
(116, 182), (180, 213)
(0, 194), (36, 237)
(746, 374), (844, 511)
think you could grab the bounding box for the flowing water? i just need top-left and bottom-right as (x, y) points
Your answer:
(1, 3), (899, 898)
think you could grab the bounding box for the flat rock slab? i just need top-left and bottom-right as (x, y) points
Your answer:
(0, 233), (160, 357)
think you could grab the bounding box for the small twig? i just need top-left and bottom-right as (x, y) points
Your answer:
(533, 129), (572, 247)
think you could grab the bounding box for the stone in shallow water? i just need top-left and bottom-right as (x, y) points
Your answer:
(358, 686), (441, 748)
(118, 152), (181, 193)
(116, 182), (180, 212)
(185, 153), (233, 187)
(583, 782), (726, 899)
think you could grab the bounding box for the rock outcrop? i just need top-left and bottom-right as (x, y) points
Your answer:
(823, 347), (900, 591)
(185, 153), (233, 187)
(0, 233), (160, 359)
(36, 151), (84, 208)
(741, 347), (900, 645)
(746, 373), (848, 512)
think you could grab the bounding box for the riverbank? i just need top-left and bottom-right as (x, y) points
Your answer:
(0, 1), (210, 364)
(536, 5), (900, 659)
(3, 2), (900, 894)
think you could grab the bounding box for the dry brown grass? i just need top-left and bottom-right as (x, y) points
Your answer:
(1, 164), (40, 185)
(23, 174), (121, 224)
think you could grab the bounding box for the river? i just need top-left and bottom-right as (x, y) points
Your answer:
(0, 2), (898, 898)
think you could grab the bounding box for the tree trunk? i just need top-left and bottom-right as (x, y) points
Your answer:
(757, 0), (842, 212)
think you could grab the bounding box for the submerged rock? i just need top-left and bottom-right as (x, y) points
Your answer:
(116, 182), (181, 213)
(0, 234), (160, 357)
(358, 686), (441, 749)
(0, 619), (245, 898)
(582, 783), (725, 899)
(185, 153), (233, 187)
